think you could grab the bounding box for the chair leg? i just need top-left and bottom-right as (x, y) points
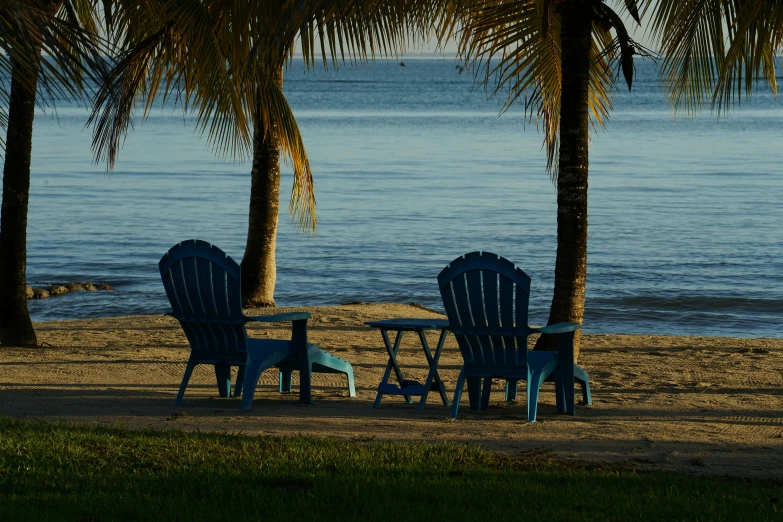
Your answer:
(467, 377), (482, 410)
(298, 353), (314, 405)
(450, 368), (467, 419)
(242, 349), (292, 411)
(580, 378), (592, 406)
(553, 374), (566, 413)
(279, 370), (293, 393)
(480, 377), (493, 410)
(289, 319), (313, 405)
(174, 362), (196, 406)
(574, 365), (592, 405)
(560, 367), (576, 416)
(298, 366), (313, 404)
(345, 365), (357, 398)
(526, 369), (547, 422)
(551, 365), (587, 413)
(505, 379), (518, 402)
(233, 366), (245, 398)
(556, 333), (576, 415)
(215, 363), (231, 398)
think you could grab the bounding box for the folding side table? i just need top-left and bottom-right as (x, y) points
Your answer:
(364, 318), (450, 411)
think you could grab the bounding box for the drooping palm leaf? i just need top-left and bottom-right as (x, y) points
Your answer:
(714, 0), (781, 111)
(90, 0), (252, 168)
(0, 0), (107, 153)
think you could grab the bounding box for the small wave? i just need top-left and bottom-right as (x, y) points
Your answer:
(590, 294), (783, 314)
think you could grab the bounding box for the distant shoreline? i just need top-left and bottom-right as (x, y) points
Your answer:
(29, 302), (783, 342)
(27, 303), (783, 340)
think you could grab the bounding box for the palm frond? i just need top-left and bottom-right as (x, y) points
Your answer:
(95, 0), (430, 232)
(0, 0), (107, 153)
(715, 0), (782, 111)
(646, 0), (731, 114)
(90, 0), (251, 169)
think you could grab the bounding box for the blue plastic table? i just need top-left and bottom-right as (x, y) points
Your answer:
(364, 318), (450, 411)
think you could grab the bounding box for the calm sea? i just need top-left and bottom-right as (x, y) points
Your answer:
(9, 57), (783, 337)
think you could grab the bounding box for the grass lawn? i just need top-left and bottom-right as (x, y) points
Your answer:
(0, 416), (780, 521)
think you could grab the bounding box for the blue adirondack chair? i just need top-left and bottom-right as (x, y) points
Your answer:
(159, 239), (356, 409)
(438, 251), (591, 422)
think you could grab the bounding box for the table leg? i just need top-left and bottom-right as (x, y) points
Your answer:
(416, 329), (450, 411)
(373, 329), (412, 408)
(432, 329), (451, 406)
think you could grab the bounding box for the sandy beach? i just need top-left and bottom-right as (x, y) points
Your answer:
(1, 303), (782, 479)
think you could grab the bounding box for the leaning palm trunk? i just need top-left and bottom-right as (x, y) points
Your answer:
(535, 1), (592, 360)
(241, 67), (283, 308)
(0, 51), (41, 347)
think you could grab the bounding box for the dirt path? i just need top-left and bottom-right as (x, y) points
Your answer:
(1, 304), (782, 479)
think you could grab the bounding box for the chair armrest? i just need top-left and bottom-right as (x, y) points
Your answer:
(245, 312), (311, 323)
(530, 322), (581, 335)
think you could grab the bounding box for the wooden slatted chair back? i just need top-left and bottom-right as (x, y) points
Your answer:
(159, 239), (248, 355)
(437, 252), (532, 368)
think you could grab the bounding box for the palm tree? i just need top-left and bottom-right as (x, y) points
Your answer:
(0, 0), (106, 346)
(90, 0), (410, 307)
(426, 0), (778, 359)
(425, 0), (641, 357)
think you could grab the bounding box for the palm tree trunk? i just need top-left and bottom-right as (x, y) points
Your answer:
(241, 66), (283, 308)
(535, 1), (592, 360)
(0, 53), (41, 347)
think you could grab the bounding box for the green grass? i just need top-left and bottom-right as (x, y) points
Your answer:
(0, 416), (780, 521)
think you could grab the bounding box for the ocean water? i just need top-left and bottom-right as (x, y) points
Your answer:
(7, 57), (783, 337)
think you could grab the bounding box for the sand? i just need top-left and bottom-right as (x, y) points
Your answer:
(1, 303), (782, 479)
